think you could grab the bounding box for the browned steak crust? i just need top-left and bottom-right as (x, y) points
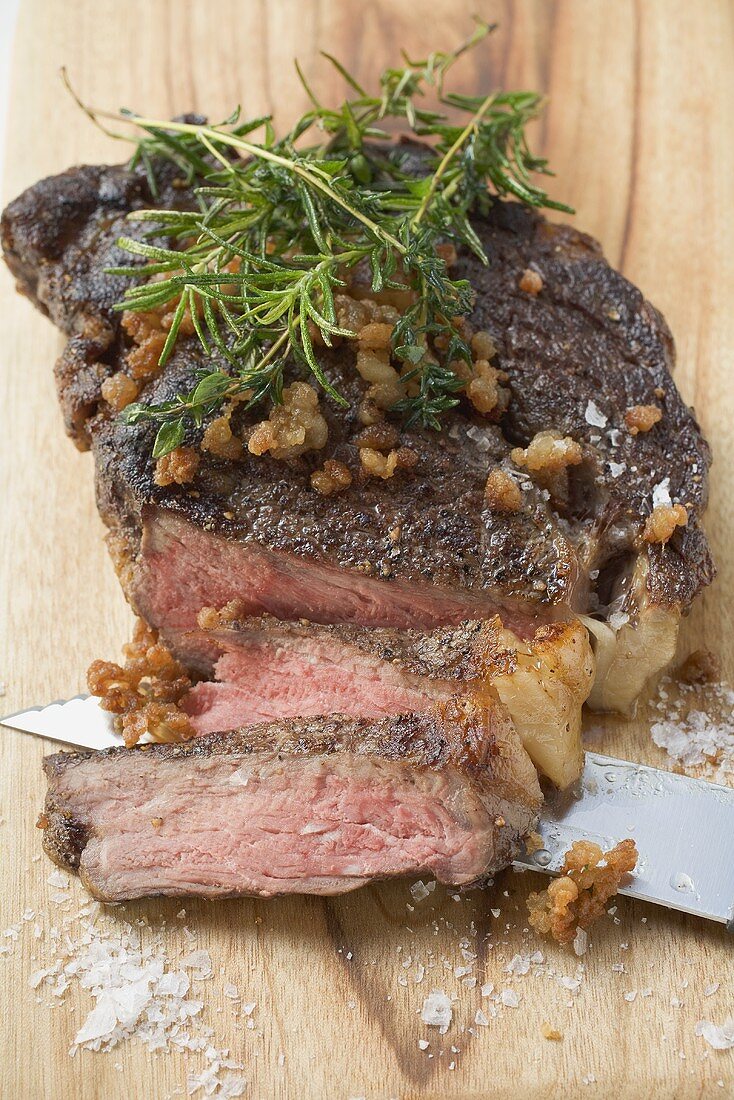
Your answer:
(1, 148), (714, 625)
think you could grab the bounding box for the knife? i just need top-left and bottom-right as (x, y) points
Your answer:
(2, 696), (733, 930)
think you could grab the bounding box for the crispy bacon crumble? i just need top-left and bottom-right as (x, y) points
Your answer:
(527, 838), (638, 944)
(87, 619), (194, 747)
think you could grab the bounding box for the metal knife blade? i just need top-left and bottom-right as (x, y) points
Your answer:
(2, 696), (733, 928)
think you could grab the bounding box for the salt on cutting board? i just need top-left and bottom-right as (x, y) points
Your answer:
(1, 2), (733, 1098)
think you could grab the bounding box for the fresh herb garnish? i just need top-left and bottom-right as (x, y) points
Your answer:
(67, 20), (570, 457)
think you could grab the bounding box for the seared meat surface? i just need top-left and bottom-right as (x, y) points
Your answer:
(1, 153), (713, 715)
(41, 702), (541, 901)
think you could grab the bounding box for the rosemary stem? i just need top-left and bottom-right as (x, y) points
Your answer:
(110, 114), (408, 256)
(411, 92), (497, 229)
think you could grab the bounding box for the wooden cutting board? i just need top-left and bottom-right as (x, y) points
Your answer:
(1, 1), (732, 1096)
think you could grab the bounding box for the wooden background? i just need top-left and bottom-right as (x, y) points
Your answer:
(1, 1), (733, 1096)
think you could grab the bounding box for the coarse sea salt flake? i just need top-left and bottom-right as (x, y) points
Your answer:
(652, 477), (671, 507)
(418, 1039), (429, 1050)
(421, 991), (452, 1034)
(500, 989), (520, 1008)
(573, 929), (588, 956)
(696, 1018), (734, 1050)
(704, 983), (720, 997)
(585, 400), (607, 427)
(475, 1009), (490, 1027)
(410, 880), (435, 902)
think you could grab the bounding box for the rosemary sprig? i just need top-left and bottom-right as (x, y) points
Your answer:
(72, 20), (571, 455)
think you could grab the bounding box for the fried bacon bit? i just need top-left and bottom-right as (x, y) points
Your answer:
(310, 459), (353, 496)
(625, 404), (663, 434)
(121, 310), (168, 382)
(519, 268), (544, 296)
(247, 382), (328, 459)
(358, 322), (394, 350)
(643, 502), (688, 544)
(677, 647), (722, 686)
(466, 360), (508, 416)
(353, 422), (401, 450)
(471, 330), (497, 361)
(356, 399), (384, 426)
(511, 430), (583, 474)
(527, 838), (638, 943)
(524, 831), (545, 856)
(541, 1023), (563, 1042)
(196, 599), (247, 631)
(355, 347), (405, 410)
(100, 372), (139, 412)
(87, 619), (194, 747)
(201, 415), (243, 461)
(484, 468), (522, 513)
(154, 446), (200, 487)
(121, 295), (197, 382)
(360, 446), (418, 480)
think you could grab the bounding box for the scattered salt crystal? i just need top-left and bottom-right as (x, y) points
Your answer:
(418, 1039), (429, 1050)
(454, 965), (472, 979)
(559, 977), (581, 993)
(652, 477), (671, 507)
(696, 1019), (734, 1050)
(22, 909), (35, 922)
(608, 610), (630, 632)
(490, 909), (501, 919)
(223, 984), (239, 1000)
(242, 1002), (256, 1017)
(47, 871), (69, 889)
(500, 989), (520, 1008)
(420, 991), (452, 1034)
(572, 929), (588, 957)
(624, 991), (637, 1003)
(475, 1009), (490, 1027)
(585, 400), (607, 427)
(505, 954), (531, 976)
(180, 950), (213, 979)
(641, 988), (653, 998)
(409, 879), (435, 903)
(608, 461), (626, 478)
(704, 983), (720, 997)
(481, 982), (494, 998)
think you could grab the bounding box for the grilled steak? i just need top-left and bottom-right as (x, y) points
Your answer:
(184, 614), (593, 788)
(41, 701), (541, 901)
(1, 151), (713, 717)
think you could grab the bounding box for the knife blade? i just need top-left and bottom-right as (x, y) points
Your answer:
(2, 696), (733, 929)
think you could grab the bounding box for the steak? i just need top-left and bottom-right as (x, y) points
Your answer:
(40, 701), (541, 901)
(183, 614), (593, 788)
(1, 151), (714, 717)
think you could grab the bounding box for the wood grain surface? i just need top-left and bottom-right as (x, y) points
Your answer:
(1, 2), (733, 1097)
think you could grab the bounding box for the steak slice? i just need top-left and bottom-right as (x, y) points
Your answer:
(1, 151), (714, 712)
(183, 613), (593, 788)
(40, 702), (541, 901)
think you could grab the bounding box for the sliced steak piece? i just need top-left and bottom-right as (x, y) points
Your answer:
(41, 701), (541, 901)
(1, 150), (714, 713)
(183, 614), (593, 788)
